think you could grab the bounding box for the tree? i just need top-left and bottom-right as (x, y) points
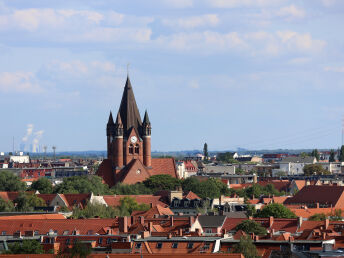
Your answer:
(118, 196), (150, 215)
(63, 240), (91, 258)
(235, 220), (267, 235)
(0, 171), (26, 191)
(255, 203), (296, 218)
(311, 149), (320, 161)
(71, 202), (119, 219)
(216, 152), (238, 163)
(143, 175), (181, 192)
(246, 205), (256, 217)
(53, 175), (110, 194)
(14, 192), (46, 211)
(181, 177), (229, 199)
(340, 145), (344, 162)
(329, 149), (336, 162)
(230, 236), (260, 258)
(203, 143), (208, 158)
(111, 183), (152, 195)
(303, 164), (330, 176)
(5, 240), (44, 254)
(29, 177), (53, 194)
(0, 197), (14, 212)
(330, 209), (343, 221)
(309, 213), (326, 221)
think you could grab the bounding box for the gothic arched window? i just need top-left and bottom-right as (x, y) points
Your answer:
(129, 144), (134, 154)
(134, 144), (139, 154)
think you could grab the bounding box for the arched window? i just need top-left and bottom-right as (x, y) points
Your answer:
(129, 144), (134, 154)
(134, 144), (139, 154)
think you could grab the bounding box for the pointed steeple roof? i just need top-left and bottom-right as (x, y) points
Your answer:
(115, 111), (123, 125)
(143, 110), (150, 125)
(107, 111), (114, 125)
(118, 76), (142, 136)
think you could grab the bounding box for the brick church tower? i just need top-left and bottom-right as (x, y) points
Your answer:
(97, 76), (176, 187)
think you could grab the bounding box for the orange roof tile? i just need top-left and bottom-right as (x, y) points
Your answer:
(0, 214), (65, 220)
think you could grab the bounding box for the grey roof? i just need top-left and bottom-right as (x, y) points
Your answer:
(118, 76), (142, 137)
(280, 156), (316, 164)
(198, 215), (226, 228)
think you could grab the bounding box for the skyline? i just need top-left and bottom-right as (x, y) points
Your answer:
(1, 0), (344, 152)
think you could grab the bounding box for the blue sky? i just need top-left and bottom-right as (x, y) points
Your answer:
(1, 0), (344, 152)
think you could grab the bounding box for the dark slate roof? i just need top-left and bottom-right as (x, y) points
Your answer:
(118, 76), (142, 137)
(107, 111), (114, 125)
(143, 110), (150, 125)
(115, 111), (123, 125)
(198, 215), (226, 228)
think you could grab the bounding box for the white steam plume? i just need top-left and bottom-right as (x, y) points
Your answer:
(22, 124), (34, 142)
(32, 130), (44, 153)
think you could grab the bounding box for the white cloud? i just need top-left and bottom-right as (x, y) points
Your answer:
(324, 66), (344, 73)
(288, 57), (311, 65)
(189, 80), (200, 89)
(276, 5), (305, 19)
(162, 14), (219, 29)
(206, 0), (286, 8)
(0, 72), (42, 93)
(321, 0), (337, 7)
(162, 0), (193, 8)
(276, 31), (326, 52)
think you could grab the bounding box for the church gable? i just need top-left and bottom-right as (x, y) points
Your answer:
(119, 159), (151, 184)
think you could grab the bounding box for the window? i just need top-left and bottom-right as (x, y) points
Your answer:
(187, 243), (194, 249)
(156, 242), (162, 249)
(106, 238), (111, 244)
(203, 243), (210, 250)
(1, 231), (6, 236)
(63, 230), (69, 235)
(129, 144), (134, 154)
(34, 231), (39, 236)
(66, 239), (70, 244)
(135, 144), (139, 154)
(136, 243), (142, 249)
(172, 243), (178, 248)
(98, 238), (103, 244)
(206, 229), (212, 233)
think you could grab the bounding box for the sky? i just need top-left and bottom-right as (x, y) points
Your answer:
(0, 0), (344, 153)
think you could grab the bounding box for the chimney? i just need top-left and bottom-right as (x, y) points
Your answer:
(167, 233), (172, 239)
(298, 217), (303, 228)
(325, 219), (330, 230)
(119, 217), (128, 233)
(139, 216), (145, 225)
(179, 228), (183, 236)
(269, 216), (274, 228)
(316, 203), (320, 209)
(322, 232), (326, 240)
(170, 216), (174, 227)
(148, 222), (153, 233)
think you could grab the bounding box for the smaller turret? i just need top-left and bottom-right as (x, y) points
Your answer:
(115, 112), (124, 137)
(142, 110), (151, 136)
(106, 111), (115, 136)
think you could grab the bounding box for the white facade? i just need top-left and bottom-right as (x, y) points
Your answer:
(275, 162), (306, 176)
(176, 162), (186, 179)
(319, 162), (343, 174)
(10, 155), (30, 163)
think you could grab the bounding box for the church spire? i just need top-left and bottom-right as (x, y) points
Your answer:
(143, 110), (150, 125)
(106, 111), (115, 136)
(118, 76), (142, 137)
(107, 111), (114, 125)
(142, 110), (151, 136)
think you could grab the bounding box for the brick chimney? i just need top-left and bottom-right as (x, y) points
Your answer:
(148, 222), (153, 233)
(316, 203), (320, 208)
(119, 217), (128, 233)
(325, 219), (330, 230)
(179, 228), (183, 236)
(139, 216), (145, 225)
(298, 217), (303, 228)
(170, 216), (174, 227)
(269, 216), (274, 228)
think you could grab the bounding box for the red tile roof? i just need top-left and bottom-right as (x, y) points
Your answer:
(0, 214), (65, 220)
(183, 191), (201, 200)
(131, 205), (174, 218)
(0, 191), (20, 201)
(150, 158), (178, 178)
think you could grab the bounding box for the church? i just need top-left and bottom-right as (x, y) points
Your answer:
(97, 76), (178, 186)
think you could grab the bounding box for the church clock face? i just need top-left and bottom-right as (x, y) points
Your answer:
(130, 136), (137, 143)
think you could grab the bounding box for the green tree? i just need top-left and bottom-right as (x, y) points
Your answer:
(0, 197), (14, 212)
(235, 220), (267, 235)
(29, 177), (53, 194)
(64, 240), (91, 258)
(53, 175), (110, 194)
(303, 164), (330, 176)
(216, 152), (238, 163)
(182, 177), (229, 199)
(71, 202), (119, 219)
(14, 192), (46, 211)
(5, 240), (44, 254)
(203, 143), (209, 157)
(255, 203), (296, 218)
(309, 213), (326, 221)
(0, 171), (26, 191)
(300, 152), (309, 158)
(340, 145), (344, 162)
(230, 236), (260, 258)
(143, 174), (181, 192)
(111, 183), (152, 195)
(246, 205), (256, 217)
(330, 209), (343, 221)
(119, 196), (150, 215)
(329, 149), (336, 162)
(311, 149), (320, 161)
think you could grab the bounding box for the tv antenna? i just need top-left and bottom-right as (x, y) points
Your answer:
(52, 146), (56, 161)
